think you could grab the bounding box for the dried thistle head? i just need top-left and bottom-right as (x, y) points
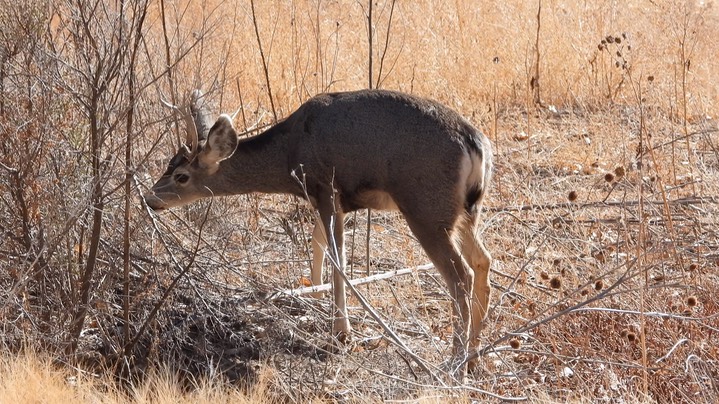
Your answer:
(568, 190), (578, 202)
(550, 276), (562, 289)
(687, 296), (698, 307)
(604, 172), (615, 182)
(614, 166), (626, 178)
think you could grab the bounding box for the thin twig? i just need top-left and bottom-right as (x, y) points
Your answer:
(655, 338), (689, 364)
(532, 0), (542, 106)
(249, 0), (277, 122)
(375, 0), (396, 89)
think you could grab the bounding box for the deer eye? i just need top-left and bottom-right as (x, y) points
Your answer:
(174, 173), (190, 184)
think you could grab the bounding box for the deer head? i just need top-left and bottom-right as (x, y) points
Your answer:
(144, 90), (239, 211)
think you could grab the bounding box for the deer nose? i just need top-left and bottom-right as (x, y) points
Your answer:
(143, 193), (167, 211)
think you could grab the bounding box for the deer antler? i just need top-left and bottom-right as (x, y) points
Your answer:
(187, 90), (213, 146)
(161, 90), (213, 155)
(184, 102), (200, 154)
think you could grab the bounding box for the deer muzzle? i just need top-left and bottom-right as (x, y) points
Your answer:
(143, 192), (168, 211)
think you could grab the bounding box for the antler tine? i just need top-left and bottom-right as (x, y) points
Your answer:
(160, 91), (213, 154)
(182, 101), (200, 155)
(188, 89), (213, 147)
(160, 97), (187, 150)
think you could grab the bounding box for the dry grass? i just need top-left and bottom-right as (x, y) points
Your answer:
(1, 0), (719, 402)
(170, 0), (719, 115)
(0, 350), (282, 404)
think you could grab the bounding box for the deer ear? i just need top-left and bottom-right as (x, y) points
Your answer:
(198, 115), (238, 171)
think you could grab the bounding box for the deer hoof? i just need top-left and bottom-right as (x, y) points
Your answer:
(332, 318), (351, 343)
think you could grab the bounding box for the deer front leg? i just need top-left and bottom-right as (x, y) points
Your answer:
(318, 206), (350, 342)
(309, 222), (327, 298)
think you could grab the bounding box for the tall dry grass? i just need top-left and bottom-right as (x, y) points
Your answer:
(167, 0), (718, 115)
(0, 350), (282, 404)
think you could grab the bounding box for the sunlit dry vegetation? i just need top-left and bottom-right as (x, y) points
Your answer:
(1, 0), (718, 402)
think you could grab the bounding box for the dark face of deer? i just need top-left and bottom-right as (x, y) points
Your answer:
(144, 115), (239, 211)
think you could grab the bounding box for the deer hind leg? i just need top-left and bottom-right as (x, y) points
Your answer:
(404, 215), (474, 378)
(458, 214), (492, 372)
(309, 222), (327, 298)
(316, 202), (350, 342)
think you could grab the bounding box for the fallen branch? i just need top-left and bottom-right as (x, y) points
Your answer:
(363, 366), (528, 401)
(485, 196), (719, 213)
(571, 307), (719, 330)
(274, 263), (434, 298)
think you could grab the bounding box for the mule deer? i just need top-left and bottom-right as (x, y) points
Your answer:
(144, 89), (493, 375)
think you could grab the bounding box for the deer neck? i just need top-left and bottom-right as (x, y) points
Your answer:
(208, 127), (300, 197)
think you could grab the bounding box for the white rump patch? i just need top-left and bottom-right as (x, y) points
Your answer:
(459, 150), (486, 205)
